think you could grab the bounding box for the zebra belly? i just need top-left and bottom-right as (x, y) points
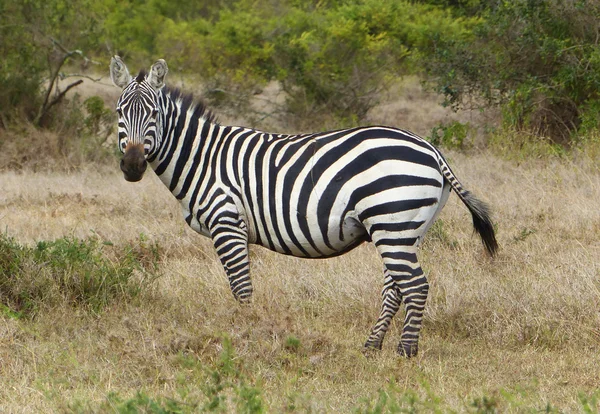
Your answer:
(251, 209), (368, 258)
(298, 215), (369, 257)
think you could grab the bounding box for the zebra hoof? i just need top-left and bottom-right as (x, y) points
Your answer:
(237, 296), (252, 305)
(362, 340), (382, 356)
(232, 287), (254, 304)
(234, 293), (253, 304)
(397, 342), (418, 358)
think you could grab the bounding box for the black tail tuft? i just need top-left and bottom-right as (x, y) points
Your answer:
(462, 191), (498, 257)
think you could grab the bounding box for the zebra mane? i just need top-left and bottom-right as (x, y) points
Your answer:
(136, 70), (147, 83)
(131, 69), (218, 124)
(163, 85), (218, 124)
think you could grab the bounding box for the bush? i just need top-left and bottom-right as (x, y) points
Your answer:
(0, 0), (105, 127)
(0, 93), (117, 171)
(424, 0), (600, 143)
(153, 0), (478, 129)
(428, 121), (473, 150)
(5, 0), (600, 150)
(0, 234), (160, 316)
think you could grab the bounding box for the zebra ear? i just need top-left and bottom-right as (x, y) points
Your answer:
(109, 56), (132, 88)
(149, 59), (168, 90)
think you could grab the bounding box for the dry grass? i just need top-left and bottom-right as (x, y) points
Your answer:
(0, 77), (599, 412)
(1, 149), (599, 412)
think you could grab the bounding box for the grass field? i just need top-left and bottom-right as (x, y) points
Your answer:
(1, 146), (599, 412)
(1, 75), (599, 412)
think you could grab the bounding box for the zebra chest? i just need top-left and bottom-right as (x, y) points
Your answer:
(179, 185), (251, 240)
(181, 203), (211, 237)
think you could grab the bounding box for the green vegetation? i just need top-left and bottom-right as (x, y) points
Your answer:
(0, 0), (104, 127)
(2, 0), (600, 145)
(0, 233), (160, 316)
(425, 0), (600, 144)
(64, 333), (600, 413)
(86, 337), (264, 413)
(66, 339), (600, 413)
(429, 121), (472, 150)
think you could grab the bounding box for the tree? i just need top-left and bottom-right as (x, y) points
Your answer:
(425, 0), (600, 142)
(0, 0), (103, 127)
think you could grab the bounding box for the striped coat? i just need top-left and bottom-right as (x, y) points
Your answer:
(110, 56), (498, 357)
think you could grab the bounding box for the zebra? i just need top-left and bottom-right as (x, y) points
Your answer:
(109, 56), (498, 357)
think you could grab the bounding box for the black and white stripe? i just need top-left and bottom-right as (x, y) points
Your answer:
(110, 57), (498, 357)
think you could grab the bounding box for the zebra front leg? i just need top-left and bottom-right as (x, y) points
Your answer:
(210, 216), (253, 303)
(364, 269), (401, 351)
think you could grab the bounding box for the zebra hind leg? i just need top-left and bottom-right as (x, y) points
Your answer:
(368, 243), (428, 357)
(395, 260), (428, 357)
(364, 269), (402, 351)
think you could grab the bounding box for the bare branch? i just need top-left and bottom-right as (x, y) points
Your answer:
(63, 74), (101, 81)
(48, 80), (84, 107)
(36, 49), (82, 125)
(34, 80), (83, 125)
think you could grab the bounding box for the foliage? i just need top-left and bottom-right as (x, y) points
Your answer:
(428, 121), (472, 150)
(425, 0), (600, 143)
(158, 0), (478, 127)
(0, 0), (105, 127)
(102, 0), (237, 64)
(83, 96), (115, 139)
(420, 0), (486, 16)
(0, 94), (116, 171)
(2, 0), (478, 130)
(0, 234), (160, 316)
(3, 0), (600, 151)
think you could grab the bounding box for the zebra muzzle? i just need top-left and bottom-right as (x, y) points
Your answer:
(121, 143), (147, 182)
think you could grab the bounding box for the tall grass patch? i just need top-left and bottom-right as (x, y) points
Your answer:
(0, 234), (160, 316)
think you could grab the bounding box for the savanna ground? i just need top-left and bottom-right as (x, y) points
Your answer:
(1, 79), (599, 413)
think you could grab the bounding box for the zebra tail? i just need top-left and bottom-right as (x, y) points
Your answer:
(459, 191), (498, 257)
(437, 156), (499, 257)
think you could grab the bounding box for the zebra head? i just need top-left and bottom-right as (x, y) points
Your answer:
(109, 56), (168, 182)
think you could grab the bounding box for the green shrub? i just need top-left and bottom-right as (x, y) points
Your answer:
(0, 234), (160, 316)
(0, 0), (105, 127)
(152, 0), (479, 129)
(428, 121), (472, 150)
(424, 0), (600, 144)
(6, 0), (600, 152)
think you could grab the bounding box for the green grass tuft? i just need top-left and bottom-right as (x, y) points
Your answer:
(0, 233), (160, 316)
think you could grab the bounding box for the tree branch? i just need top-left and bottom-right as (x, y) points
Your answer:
(34, 79), (83, 125)
(31, 30), (101, 126)
(47, 80), (83, 109)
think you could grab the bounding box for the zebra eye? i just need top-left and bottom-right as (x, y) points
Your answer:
(116, 108), (123, 116)
(152, 109), (159, 117)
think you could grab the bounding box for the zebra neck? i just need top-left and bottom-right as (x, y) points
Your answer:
(149, 108), (222, 200)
